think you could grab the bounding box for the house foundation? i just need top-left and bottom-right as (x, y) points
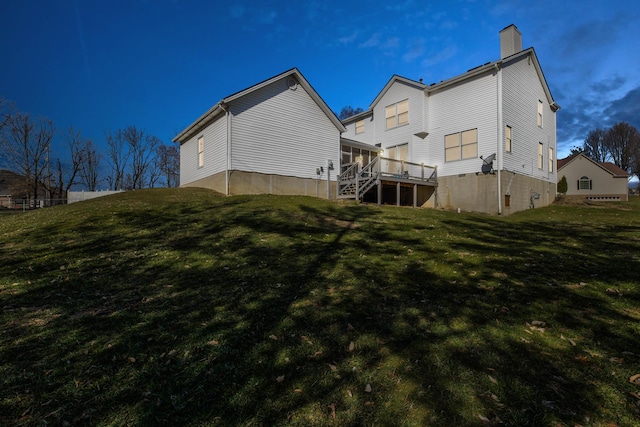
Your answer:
(437, 171), (556, 215)
(182, 170), (337, 199)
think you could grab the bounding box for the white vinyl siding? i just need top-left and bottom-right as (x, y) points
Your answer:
(502, 54), (556, 182)
(342, 113), (375, 144)
(373, 80), (426, 163)
(427, 71), (496, 176)
(230, 78), (340, 180)
(180, 113), (227, 186)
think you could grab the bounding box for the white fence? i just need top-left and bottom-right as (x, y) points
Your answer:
(67, 190), (125, 204)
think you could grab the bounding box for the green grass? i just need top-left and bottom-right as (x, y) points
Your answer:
(1, 188), (639, 426)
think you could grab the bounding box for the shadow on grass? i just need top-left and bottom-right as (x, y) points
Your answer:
(1, 190), (640, 426)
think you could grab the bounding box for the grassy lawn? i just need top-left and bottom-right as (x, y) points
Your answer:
(1, 188), (639, 426)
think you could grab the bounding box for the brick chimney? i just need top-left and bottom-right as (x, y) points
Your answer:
(500, 24), (522, 59)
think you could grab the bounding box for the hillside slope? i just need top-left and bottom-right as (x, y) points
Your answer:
(1, 189), (639, 426)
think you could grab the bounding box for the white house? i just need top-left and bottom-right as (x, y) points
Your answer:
(176, 24), (559, 215)
(340, 24), (559, 213)
(557, 153), (630, 201)
(174, 68), (345, 198)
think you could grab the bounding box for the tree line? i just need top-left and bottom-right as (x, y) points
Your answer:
(573, 121), (640, 178)
(0, 98), (179, 204)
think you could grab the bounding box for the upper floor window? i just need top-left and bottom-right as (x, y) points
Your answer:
(355, 119), (365, 134)
(198, 136), (204, 168)
(445, 128), (478, 162)
(537, 100), (543, 128)
(548, 147), (554, 172)
(538, 142), (544, 169)
(385, 99), (409, 129)
(505, 125), (512, 153)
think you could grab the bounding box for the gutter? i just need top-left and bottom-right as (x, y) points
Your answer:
(496, 63), (503, 215)
(219, 102), (231, 196)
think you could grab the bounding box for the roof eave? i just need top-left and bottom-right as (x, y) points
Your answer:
(173, 102), (224, 144)
(426, 61), (499, 94)
(341, 109), (373, 125)
(173, 68), (346, 143)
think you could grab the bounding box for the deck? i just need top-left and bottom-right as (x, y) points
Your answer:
(337, 156), (438, 207)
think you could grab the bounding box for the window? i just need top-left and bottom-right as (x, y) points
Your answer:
(340, 145), (378, 167)
(505, 125), (512, 153)
(538, 142), (543, 169)
(341, 145), (351, 165)
(548, 147), (554, 172)
(537, 100), (543, 128)
(198, 136), (204, 168)
(355, 119), (364, 134)
(579, 176), (592, 190)
(385, 99), (409, 129)
(445, 129), (478, 162)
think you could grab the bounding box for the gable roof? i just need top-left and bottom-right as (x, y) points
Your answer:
(340, 75), (426, 124)
(340, 44), (560, 124)
(368, 75), (426, 110)
(427, 47), (559, 111)
(174, 68), (346, 144)
(557, 152), (579, 169)
(557, 153), (630, 178)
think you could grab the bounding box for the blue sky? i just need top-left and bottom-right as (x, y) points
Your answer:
(1, 0), (639, 161)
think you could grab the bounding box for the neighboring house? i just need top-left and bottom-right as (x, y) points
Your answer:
(174, 69), (345, 198)
(0, 169), (52, 208)
(176, 24), (559, 215)
(557, 153), (630, 201)
(0, 169), (24, 208)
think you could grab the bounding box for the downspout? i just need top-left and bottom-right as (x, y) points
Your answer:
(496, 63), (503, 215)
(220, 102), (231, 196)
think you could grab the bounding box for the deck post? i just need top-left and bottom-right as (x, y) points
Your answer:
(355, 163), (360, 201)
(413, 184), (417, 208)
(396, 182), (400, 207)
(377, 179), (382, 205)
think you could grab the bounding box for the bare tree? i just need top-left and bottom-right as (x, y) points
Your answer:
(105, 129), (129, 190)
(122, 126), (161, 189)
(48, 127), (86, 199)
(582, 128), (609, 162)
(0, 112), (54, 204)
(78, 140), (101, 191)
(0, 98), (13, 133)
(338, 106), (364, 120)
(629, 139), (640, 180)
(605, 122), (639, 171)
(156, 143), (180, 187)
